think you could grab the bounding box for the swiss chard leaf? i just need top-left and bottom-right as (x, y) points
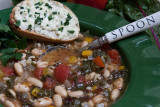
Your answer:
(17, 37), (27, 49)
(0, 54), (14, 66)
(0, 48), (16, 54)
(13, 53), (23, 59)
(104, 0), (160, 42)
(0, 53), (23, 66)
(0, 19), (27, 66)
(0, 23), (11, 32)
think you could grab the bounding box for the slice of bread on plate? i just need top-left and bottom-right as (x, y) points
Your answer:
(9, 0), (80, 43)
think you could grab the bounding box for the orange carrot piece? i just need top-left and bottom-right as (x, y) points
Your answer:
(93, 56), (105, 67)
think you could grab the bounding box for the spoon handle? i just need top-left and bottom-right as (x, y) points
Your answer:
(81, 11), (160, 51)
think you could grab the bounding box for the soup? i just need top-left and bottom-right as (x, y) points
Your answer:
(0, 35), (128, 107)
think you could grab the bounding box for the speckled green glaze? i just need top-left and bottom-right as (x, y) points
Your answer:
(0, 3), (160, 107)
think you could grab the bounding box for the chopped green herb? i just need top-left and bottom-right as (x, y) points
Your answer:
(48, 14), (53, 21)
(45, 3), (52, 9)
(35, 12), (40, 14)
(58, 27), (64, 32)
(64, 13), (72, 26)
(61, 21), (63, 25)
(27, 24), (32, 30)
(52, 12), (57, 15)
(68, 30), (75, 34)
(40, 8), (42, 10)
(35, 16), (43, 25)
(44, 13), (47, 17)
(27, 8), (30, 13)
(23, 20), (27, 22)
(14, 20), (21, 27)
(29, 14), (32, 17)
(20, 6), (24, 9)
(46, 24), (49, 27)
(6, 76), (16, 88)
(35, 6), (39, 9)
(20, 11), (23, 14)
(34, 2), (43, 6)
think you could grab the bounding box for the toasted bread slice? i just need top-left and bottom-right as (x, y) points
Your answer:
(9, 0), (80, 43)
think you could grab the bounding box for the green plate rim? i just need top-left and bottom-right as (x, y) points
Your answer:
(0, 3), (160, 107)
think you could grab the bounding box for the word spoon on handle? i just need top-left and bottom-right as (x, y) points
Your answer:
(41, 11), (160, 59)
(80, 11), (160, 51)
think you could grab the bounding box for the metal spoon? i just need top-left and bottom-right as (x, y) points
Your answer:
(42, 11), (160, 56)
(80, 11), (160, 51)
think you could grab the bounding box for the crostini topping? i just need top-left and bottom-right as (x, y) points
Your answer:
(14, 0), (79, 40)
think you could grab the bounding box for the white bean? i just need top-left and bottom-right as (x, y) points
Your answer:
(103, 102), (108, 107)
(8, 89), (16, 98)
(86, 72), (96, 80)
(55, 86), (67, 97)
(103, 69), (110, 79)
(13, 102), (21, 107)
(11, 100), (21, 107)
(3, 77), (10, 81)
(113, 78), (124, 89)
(33, 97), (52, 107)
(4, 100), (15, 107)
(96, 103), (105, 107)
(53, 94), (62, 107)
(37, 61), (48, 68)
(27, 77), (43, 87)
(31, 48), (41, 57)
(88, 100), (94, 107)
(81, 41), (88, 48)
(14, 63), (23, 76)
(0, 94), (6, 102)
(14, 84), (29, 92)
(68, 90), (84, 98)
(107, 64), (118, 72)
(92, 94), (103, 104)
(21, 53), (26, 59)
(110, 89), (120, 101)
(94, 74), (102, 82)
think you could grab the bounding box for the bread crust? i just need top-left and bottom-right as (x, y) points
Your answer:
(9, 0), (80, 43)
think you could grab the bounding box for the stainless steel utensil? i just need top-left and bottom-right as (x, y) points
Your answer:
(41, 11), (160, 56)
(80, 11), (160, 51)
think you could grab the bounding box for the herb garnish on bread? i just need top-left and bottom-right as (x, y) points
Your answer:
(9, 0), (80, 42)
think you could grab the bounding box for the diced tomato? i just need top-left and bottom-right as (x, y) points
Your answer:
(1, 67), (15, 77)
(34, 68), (44, 79)
(107, 49), (120, 64)
(54, 64), (70, 83)
(43, 78), (56, 89)
(74, 0), (108, 9)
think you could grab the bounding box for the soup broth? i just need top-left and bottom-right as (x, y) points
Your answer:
(0, 35), (128, 107)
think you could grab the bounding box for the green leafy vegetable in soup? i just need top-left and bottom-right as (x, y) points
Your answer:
(0, 35), (128, 106)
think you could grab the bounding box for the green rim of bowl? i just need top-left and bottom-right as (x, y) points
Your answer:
(0, 3), (160, 107)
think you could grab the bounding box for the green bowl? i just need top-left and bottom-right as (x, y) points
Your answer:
(0, 3), (160, 107)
